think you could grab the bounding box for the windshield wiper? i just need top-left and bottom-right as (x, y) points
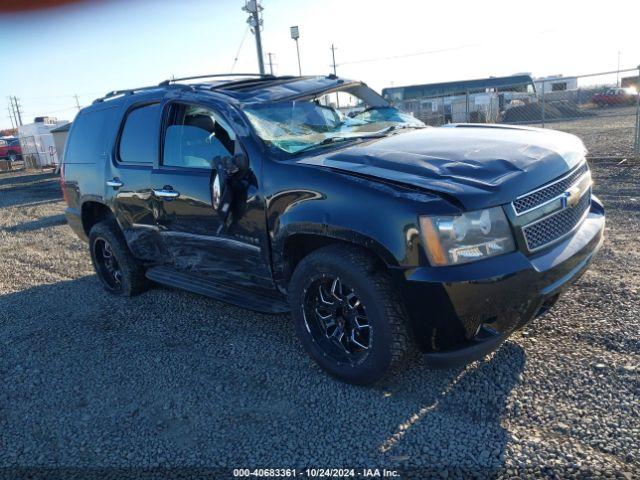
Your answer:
(353, 124), (424, 138)
(293, 136), (357, 154)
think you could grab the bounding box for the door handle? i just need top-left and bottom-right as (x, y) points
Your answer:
(106, 178), (123, 188)
(153, 188), (180, 199)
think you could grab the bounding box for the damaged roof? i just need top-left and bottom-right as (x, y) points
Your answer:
(93, 75), (356, 105)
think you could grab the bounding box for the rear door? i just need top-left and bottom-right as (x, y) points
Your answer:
(150, 100), (272, 287)
(106, 100), (165, 262)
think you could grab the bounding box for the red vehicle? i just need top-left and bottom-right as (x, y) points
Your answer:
(592, 87), (638, 107)
(0, 138), (22, 162)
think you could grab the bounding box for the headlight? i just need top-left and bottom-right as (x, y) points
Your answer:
(419, 206), (515, 266)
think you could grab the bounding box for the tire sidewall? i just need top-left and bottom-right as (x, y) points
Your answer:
(290, 253), (395, 385)
(89, 222), (134, 296)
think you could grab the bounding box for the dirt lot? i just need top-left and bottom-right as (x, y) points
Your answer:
(0, 163), (638, 479)
(535, 106), (639, 158)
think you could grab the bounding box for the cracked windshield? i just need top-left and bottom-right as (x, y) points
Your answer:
(244, 86), (424, 153)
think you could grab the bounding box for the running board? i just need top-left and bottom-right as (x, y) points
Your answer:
(145, 266), (289, 314)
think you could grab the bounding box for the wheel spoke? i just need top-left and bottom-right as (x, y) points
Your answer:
(330, 277), (343, 301)
(329, 324), (349, 353)
(345, 292), (360, 310)
(350, 329), (369, 350)
(315, 308), (336, 330)
(354, 315), (370, 330)
(318, 284), (334, 306)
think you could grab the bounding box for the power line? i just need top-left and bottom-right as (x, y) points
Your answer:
(337, 43), (481, 67)
(337, 28), (557, 67)
(230, 25), (250, 73)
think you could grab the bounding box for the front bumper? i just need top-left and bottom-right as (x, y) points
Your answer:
(396, 196), (605, 367)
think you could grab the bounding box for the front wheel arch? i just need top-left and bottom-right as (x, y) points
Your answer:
(278, 232), (396, 289)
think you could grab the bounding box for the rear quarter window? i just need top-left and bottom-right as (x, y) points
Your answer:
(65, 107), (114, 164)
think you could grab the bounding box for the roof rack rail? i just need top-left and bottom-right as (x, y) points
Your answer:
(92, 84), (166, 104)
(158, 73), (272, 86)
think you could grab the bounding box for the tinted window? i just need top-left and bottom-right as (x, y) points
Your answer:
(65, 108), (111, 164)
(163, 104), (236, 169)
(119, 103), (161, 164)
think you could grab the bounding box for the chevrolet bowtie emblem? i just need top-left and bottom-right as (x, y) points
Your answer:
(562, 186), (581, 209)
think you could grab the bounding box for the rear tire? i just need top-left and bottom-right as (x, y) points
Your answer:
(89, 220), (148, 296)
(288, 245), (413, 385)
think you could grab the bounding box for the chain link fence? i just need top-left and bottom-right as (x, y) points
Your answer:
(385, 67), (640, 158)
(0, 134), (60, 173)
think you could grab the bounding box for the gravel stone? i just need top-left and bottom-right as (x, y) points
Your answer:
(0, 163), (638, 478)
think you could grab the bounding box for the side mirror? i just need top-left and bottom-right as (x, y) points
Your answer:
(232, 152), (248, 172)
(216, 153), (248, 176)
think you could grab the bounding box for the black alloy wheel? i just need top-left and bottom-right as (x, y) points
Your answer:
(93, 237), (123, 291)
(289, 245), (413, 385)
(88, 220), (148, 296)
(303, 275), (372, 365)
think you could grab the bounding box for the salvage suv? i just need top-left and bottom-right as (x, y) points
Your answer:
(61, 74), (604, 384)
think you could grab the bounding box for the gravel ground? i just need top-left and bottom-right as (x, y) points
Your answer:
(523, 106), (639, 158)
(0, 164), (638, 479)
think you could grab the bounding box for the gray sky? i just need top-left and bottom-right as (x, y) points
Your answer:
(1, 0), (639, 130)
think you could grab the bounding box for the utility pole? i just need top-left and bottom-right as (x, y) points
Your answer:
(8, 98), (17, 129)
(330, 44), (339, 108)
(267, 52), (275, 75)
(243, 0), (265, 75)
(74, 94), (81, 110)
(617, 51), (621, 87)
(290, 26), (301, 76)
(11, 96), (22, 126)
(7, 106), (15, 130)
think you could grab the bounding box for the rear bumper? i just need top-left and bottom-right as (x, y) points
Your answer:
(397, 196), (605, 367)
(65, 207), (88, 242)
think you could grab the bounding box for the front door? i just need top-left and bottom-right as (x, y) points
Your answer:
(151, 101), (272, 288)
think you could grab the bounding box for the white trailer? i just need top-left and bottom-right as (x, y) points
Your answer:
(18, 117), (69, 167)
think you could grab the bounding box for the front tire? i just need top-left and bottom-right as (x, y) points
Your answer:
(288, 245), (413, 385)
(89, 220), (148, 296)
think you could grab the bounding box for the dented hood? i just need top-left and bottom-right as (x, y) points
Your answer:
(299, 125), (587, 210)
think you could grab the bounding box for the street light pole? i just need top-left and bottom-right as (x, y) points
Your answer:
(330, 44), (339, 107)
(243, 0), (265, 75)
(267, 52), (274, 75)
(290, 26), (301, 76)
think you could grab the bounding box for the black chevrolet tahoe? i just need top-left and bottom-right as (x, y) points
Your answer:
(61, 74), (605, 385)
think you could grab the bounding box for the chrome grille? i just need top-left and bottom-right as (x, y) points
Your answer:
(522, 191), (591, 251)
(513, 163), (589, 214)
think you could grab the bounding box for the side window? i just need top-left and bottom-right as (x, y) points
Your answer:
(162, 104), (236, 169)
(119, 103), (161, 164)
(65, 108), (110, 164)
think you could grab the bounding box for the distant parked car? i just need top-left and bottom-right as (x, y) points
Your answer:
(592, 87), (638, 107)
(0, 138), (22, 162)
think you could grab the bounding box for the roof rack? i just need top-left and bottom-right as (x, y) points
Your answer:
(158, 73), (272, 86)
(92, 84), (171, 104)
